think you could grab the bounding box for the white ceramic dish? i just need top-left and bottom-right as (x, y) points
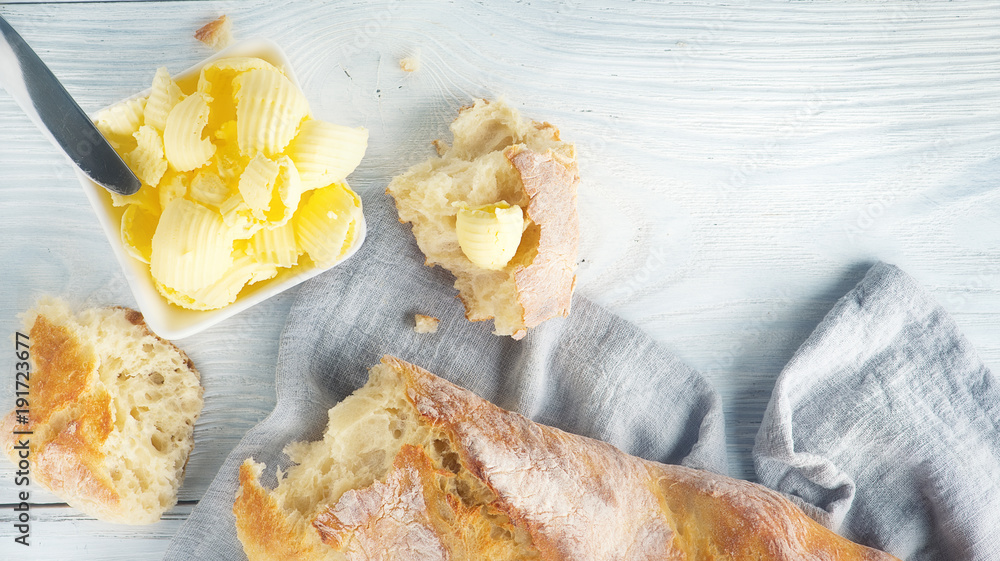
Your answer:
(78, 38), (367, 340)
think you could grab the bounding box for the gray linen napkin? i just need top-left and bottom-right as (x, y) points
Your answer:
(164, 188), (727, 560)
(754, 262), (1000, 561)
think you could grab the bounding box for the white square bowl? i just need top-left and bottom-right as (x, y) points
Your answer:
(78, 38), (366, 340)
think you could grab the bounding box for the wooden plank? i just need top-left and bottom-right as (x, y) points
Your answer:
(0, 502), (195, 560)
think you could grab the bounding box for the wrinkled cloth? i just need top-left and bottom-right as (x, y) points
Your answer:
(755, 262), (1000, 561)
(164, 188), (727, 560)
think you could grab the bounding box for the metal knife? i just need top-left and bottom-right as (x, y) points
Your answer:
(0, 14), (140, 195)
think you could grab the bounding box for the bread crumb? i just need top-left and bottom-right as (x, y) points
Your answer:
(413, 314), (439, 334)
(431, 139), (449, 156)
(195, 15), (234, 51)
(400, 55), (420, 73)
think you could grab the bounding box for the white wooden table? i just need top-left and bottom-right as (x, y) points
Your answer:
(1, 1), (998, 558)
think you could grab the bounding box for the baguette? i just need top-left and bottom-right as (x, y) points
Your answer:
(234, 356), (898, 560)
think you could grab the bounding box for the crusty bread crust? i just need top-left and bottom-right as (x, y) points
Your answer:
(235, 356), (899, 560)
(505, 146), (578, 332)
(235, 460), (336, 561)
(313, 444), (528, 560)
(0, 314), (121, 515)
(393, 356), (897, 560)
(0, 299), (203, 524)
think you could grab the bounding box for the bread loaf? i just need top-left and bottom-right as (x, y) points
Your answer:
(0, 299), (204, 524)
(234, 356), (899, 560)
(387, 99), (579, 339)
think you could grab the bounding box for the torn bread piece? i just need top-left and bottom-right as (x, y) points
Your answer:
(195, 15), (234, 50)
(234, 356), (900, 561)
(387, 99), (579, 339)
(0, 299), (204, 524)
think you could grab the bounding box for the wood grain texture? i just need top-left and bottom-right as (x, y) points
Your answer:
(2, 0), (999, 558)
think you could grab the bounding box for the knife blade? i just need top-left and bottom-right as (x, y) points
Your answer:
(0, 14), (140, 195)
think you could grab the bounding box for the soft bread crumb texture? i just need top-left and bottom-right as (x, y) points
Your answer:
(234, 356), (901, 561)
(195, 15), (234, 50)
(413, 314), (440, 334)
(235, 358), (534, 561)
(387, 99), (580, 339)
(0, 299), (203, 524)
(399, 55), (420, 73)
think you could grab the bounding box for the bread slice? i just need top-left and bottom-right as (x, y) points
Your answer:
(234, 356), (899, 560)
(387, 99), (579, 339)
(0, 299), (204, 524)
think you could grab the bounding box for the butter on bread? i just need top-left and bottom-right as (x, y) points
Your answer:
(234, 356), (899, 561)
(387, 99), (579, 339)
(0, 299), (203, 524)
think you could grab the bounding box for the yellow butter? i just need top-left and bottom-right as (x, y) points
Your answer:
(294, 183), (362, 268)
(220, 195), (260, 240)
(109, 173), (159, 209)
(198, 57), (280, 133)
(150, 198), (234, 293)
(173, 254), (278, 311)
(249, 221), (300, 269)
(129, 125), (168, 188)
(163, 92), (216, 172)
(144, 67), (183, 132)
(285, 119), (368, 189)
(95, 97), (146, 142)
(238, 154), (280, 220)
(265, 155), (305, 227)
(158, 171), (189, 211)
(101, 56), (367, 311)
(120, 204), (158, 264)
(234, 68), (309, 156)
(189, 170), (229, 209)
(455, 202), (524, 270)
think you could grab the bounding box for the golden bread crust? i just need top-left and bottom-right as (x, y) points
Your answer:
(32, 418), (120, 513)
(235, 460), (332, 561)
(28, 315), (96, 426)
(650, 466), (888, 558)
(507, 147), (579, 332)
(1, 314), (120, 510)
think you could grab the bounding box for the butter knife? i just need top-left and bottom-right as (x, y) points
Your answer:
(0, 14), (139, 195)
